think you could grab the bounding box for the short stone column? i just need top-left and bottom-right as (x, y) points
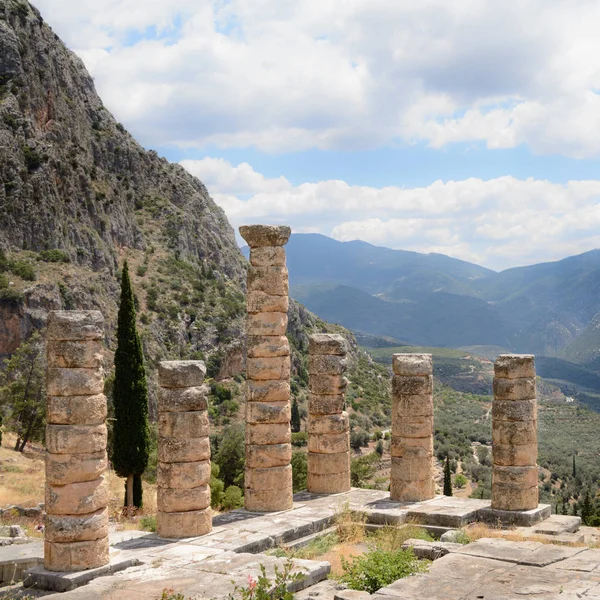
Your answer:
(157, 361), (212, 538)
(390, 354), (435, 502)
(45, 311), (109, 572)
(240, 224), (293, 512)
(307, 334), (350, 494)
(492, 355), (538, 511)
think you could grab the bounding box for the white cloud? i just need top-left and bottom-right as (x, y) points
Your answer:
(181, 158), (600, 270)
(34, 0), (600, 156)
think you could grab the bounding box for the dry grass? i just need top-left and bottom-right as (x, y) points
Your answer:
(321, 542), (366, 577)
(334, 502), (367, 544)
(369, 525), (433, 552)
(463, 522), (585, 546)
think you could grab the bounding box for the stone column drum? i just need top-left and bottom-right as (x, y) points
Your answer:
(491, 355), (538, 511)
(240, 224), (293, 512)
(157, 361), (212, 538)
(45, 311), (109, 572)
(307, 334), (350, 494)
(390, 354), (435, 502)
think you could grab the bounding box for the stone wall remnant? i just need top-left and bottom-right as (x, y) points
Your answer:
(492, 354), (538, 511)
(307, 333), (350, 494)
(240, 224), (293, 512)
(390, 353), (435, 502)
(157, 361), (212, 538)
(45, 310), (109, 572)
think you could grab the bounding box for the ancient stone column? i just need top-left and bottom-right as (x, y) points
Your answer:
(45, 311), (109, 572)
(157, 361), (212, 538)
(390, 354), (435, 502)
(492, 355), (538, 511)
(240, 224), (293, 512)
(307, 334), (350, 494)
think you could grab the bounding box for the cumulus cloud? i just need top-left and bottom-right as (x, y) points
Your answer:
(182, 158), (600, 270)
(35, 0), (600, 157)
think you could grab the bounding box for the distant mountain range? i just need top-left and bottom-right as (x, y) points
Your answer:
(243, 234), (600, 373)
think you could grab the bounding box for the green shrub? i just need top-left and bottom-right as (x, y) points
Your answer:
(291, 431), (308, 447)
(136, 265), (147, 276)
(140, 515), (156, 532)
(39, 249), (70, 263)
(454, 474), (468, 489)
(291, 450), (307, 491)
(23, 145), (43, 171)
(228, 558), (301, 600)
(0, 287), (24, 304)
(9, 259), (35, 281)
(221, 485), (243, 510)
(0, 273), (8, 288)
(338, 546), (428, 593)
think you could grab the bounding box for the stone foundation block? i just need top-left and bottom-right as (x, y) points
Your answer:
(308, 451), (349, 475)
(158, 361), (206, 389)
(244, 487), (293, 512)
(245, 465), (292, 491)
(308, 334), (346, 356)
(307, 471), (351, 494)
(390, 477), (435, 502)
(492, 419), (537, 446)
(247, 312), (288, 336)
(46, 424), (107, 455)
(492, 399), (537, 422)
(308, 432), (350, 454)
(392, 375), (433, 396)
(493, 377), (536, 401)
(240, 225), (291, 248)
(309, 375), (348, 396)
(393, 416), (434, 439)
(47, 311), (104, 342)
(246, 443), (292, 468)
(158, 437), (211, 463)
(245, 422), (291, 445)
(47, 340), (103, 369)
(393, 395), (434, 418)
(158, 410), (209, 438)
(246, 380), (290, 402)
(247, 335), (290, 358)
(47, 368), (104, 396)
(491, 483), (538, 511)
(157, 508), (212, 539)
(246, 401), (291, 424)
(158, 385), (209, 413)
(390, 456), (433, 482)
(157, 484), (211, 513)
(247, 266), (289, 296)
(494, 355), (535, 379)
(46, 395), (107, 426)
(45, 508), (108, 543)
(390, 436), (433, 459)
(493, 465), (538, 487)
(44, 536), (109, 572)
(45, 477), (109, 516)
(493, 442), (537, 467)
(46, 451), (108, 485)
(247, 356), (291, 380)
(157, 460), (211, 489)
(392, 354), (433, 377)
(308, 412), (349, 435)
(247, 291), (289, 314)
(249, 246), (286, 267)
(308, 355), (347, 376)
(308, 394), (345, 415)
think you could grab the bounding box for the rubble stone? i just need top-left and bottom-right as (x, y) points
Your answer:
(46, 394), (107, 426)
(158, 361), (207, 389)
(239, 224), (292, 248)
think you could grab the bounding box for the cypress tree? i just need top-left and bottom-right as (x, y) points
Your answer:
(291, 397), (301, 433)
(572, 455), (577, 478)
(443, 455), (453, 496)
(581, 489), (593, 525)
(112, 260), (150, 512)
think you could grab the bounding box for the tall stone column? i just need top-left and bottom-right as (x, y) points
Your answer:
(492, 355), (538, 511)
(390, 354), (435, 502)
(45, 311), (109, 572)
(307, 334), (350, 494)
(240, 224), (293, 512)
(157, 361), (212, 538)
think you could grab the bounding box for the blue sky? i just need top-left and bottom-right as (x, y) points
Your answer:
(35, 0), (600, 271)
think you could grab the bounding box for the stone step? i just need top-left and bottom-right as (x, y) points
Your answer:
(533, 515), (581, 536)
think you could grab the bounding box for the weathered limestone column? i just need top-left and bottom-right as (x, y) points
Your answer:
(45, 311), (109, 572)
(307, 334), (350, 494)
(157, 361), (212, 538)
(492, 355), (538, 511)
(240, 224), (293, 512)
(390, 354), (435, 502)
